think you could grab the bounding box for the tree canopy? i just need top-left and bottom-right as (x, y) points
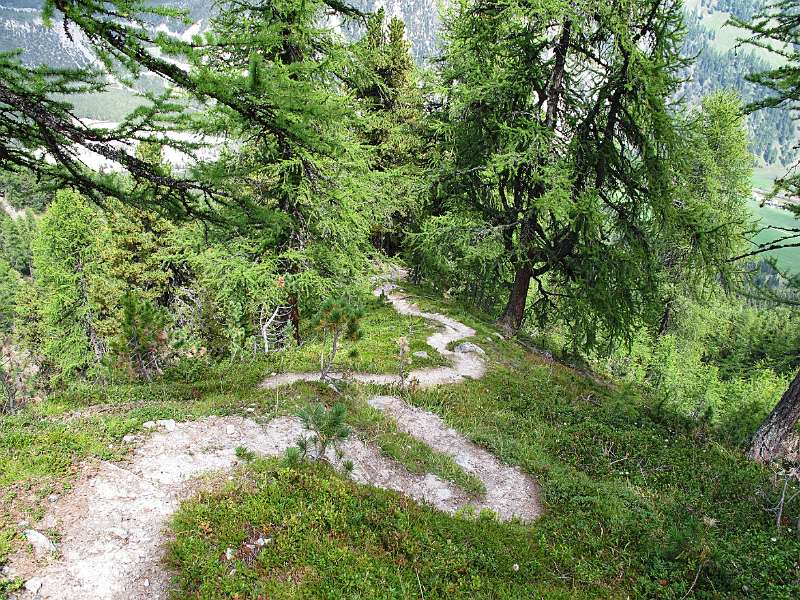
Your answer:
(422, 0), (749, 348)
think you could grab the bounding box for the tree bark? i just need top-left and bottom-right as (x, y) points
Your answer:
(749, 369), (800, 463)
(289, 294), (301, 344)
(496, 261), (532, 338)
(494, 20), (571, 340)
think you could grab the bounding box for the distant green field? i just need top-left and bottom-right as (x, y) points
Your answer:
(753, 164), (788, 190)
(747, 198), (800, 274)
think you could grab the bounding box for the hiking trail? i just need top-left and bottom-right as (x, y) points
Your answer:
(9, 279), (540, 599)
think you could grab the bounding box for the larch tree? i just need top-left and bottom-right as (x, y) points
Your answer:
(431, 0), (744, 349)
(654, 91), (754, 336)
(31, 189), (109, 379)
(183, 0), (381, 337)
(0, 0), (367, 222)
(351, 8), (428, 253)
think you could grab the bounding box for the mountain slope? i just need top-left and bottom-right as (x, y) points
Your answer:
(0, 0), (795, 168)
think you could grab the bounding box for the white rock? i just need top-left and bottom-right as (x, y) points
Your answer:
(142, 421), (156, 430)
(454, 342), (485, 355)
(122, 434), (137, 443)
(225, 547), (236, 561)
(47, 494), (60, 503)
(24, 578), (43, 593)
(24, 529), (55, 556)
(226, 425), (236, 435)
(412, 351), (429, 359)
(143, 578), (150, 588)
(17, 519), (29, 527)
(1, 564), (16, 577)
(156, 419), (176, 432)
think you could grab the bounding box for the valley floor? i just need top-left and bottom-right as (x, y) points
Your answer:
(1, 281), (799, 599)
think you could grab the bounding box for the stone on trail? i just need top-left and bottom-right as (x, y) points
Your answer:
(23, 530), (55, 556)
(142, 421), (156, 430)
(41, 515), (57, 529)
(454, 342), (485, 355)
(412, 350), (429, 359)
(156, 419), (176, 432)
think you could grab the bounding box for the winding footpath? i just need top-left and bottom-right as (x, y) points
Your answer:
(10, 281), (541, 600)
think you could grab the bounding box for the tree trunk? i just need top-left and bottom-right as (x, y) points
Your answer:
(289, 294), (301, 344)
(496, 262), (532, 338)
(657, 299), (673, 337)
(749, 370), (800, 463)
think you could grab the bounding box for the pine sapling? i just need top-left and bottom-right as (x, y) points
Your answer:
(288, 402), (353, 473)
(310, 299), (364, 381)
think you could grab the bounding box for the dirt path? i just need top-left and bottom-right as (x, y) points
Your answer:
(261, 283), (486, 389)
(10, 281), (540, 599)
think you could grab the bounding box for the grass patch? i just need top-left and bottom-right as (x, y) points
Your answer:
(278, 295), (447, 375)
(701, 11), (788, 69)
(166, 352), (800, 597)
(748, 198), (800, 275)
(3, 283), (799, 598)
(167, 460), (549, 599)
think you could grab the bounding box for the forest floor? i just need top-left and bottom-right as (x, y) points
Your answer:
(1, 275), (799, 599)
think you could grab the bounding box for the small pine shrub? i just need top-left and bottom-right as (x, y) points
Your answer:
(310, 299), (364, 381)
(109, 291), (169, 381)
(288, 402), (353, 473)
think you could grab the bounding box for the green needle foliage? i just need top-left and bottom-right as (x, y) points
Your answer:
(731, 1), (800, 250)
(310, 299), (365, 380)
(289, 401), (353, 472)
(0, 0), (370, 224)
(28, 189), (109, 381)
(109, 291), (168, 381)
(424, 0), (747, 351)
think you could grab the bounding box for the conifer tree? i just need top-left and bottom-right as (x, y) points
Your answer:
(430, 0), (742, 350)
(31, 190), (109, 379)
(0, 0), (365, 222)
(352, 9), (427, 253)
(311, 299), (364, 381)
(728, 1), (800, 462)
